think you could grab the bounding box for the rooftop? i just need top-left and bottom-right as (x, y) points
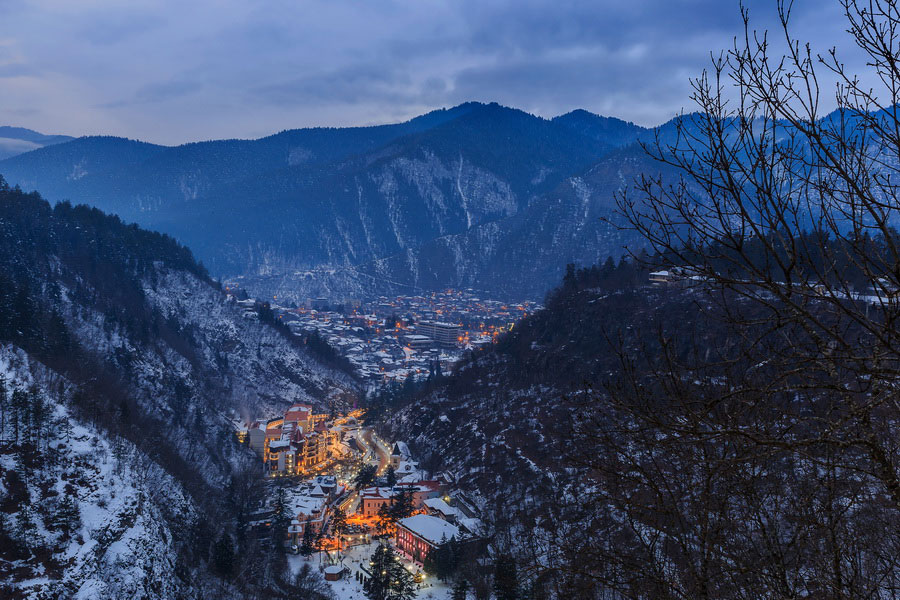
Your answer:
(398, 514), (460, 545)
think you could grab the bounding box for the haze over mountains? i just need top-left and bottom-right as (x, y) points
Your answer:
(0, 127), (73, 161)
(0, 102), (671, 301)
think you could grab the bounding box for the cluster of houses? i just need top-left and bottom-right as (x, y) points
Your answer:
(285, 475), (344, 546)
(362, 442), (483, 565)
(246, 404), (345, 476)
(224, 287), (540, 385)
(241, 413), (482, 567)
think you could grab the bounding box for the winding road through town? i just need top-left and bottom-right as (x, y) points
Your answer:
(360, 427), (390, 475)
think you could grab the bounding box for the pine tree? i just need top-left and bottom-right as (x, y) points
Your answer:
(212, 532), (235, 579)
(10, 387), (27, 446)
(390, 488), (414, 521)
(330, 507), (347, 537)
(434, 534), (451, 580)
(0, 375), (7, 443)
(14, 505), (36, 547)
(442, 535), (459, 581)
(355, 463), (377, 489)
(52, 486), (81, 537)
(423, 546), (438, 577)
(376, 502), (393, 536)
(452, 578), (470, 600)
(366, 544), (416, 600)
(331, 507), (348, 552)
(272, 485), (289, 553)
(492, 554), (520, 600)
(29, 386), (48, 454)
(300, 517), (315, 557)
(385, 465), (397, 487)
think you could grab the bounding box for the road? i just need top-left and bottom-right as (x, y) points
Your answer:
(334, 427), (391, 514)
(360, 427), (390, 475)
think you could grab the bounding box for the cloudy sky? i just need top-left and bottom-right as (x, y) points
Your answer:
(0, 0), (858, 145)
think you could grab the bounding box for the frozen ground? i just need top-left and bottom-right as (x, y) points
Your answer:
(288, 542), (452, 600)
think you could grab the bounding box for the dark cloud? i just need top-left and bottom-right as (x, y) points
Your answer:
(0, 0), (863, 144)
(251, 64), (413, 107)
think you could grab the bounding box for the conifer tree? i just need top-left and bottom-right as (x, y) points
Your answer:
(390, 488), (414, 522)
(211, 532), (235, 579)
(385, 465), (397, 487)
(492, 554), (520, 600)
(365, 544), (416, 600)
(52, 485), (81, 537)
(0, 375), (7, 443)
(14, 505), (36, 547)
(271, 485), (289, 553)
(330, 507), (348, 552)
(355, 463), (377, 489)
(300, 517), (315, 557)
(452, 578), (470, 600)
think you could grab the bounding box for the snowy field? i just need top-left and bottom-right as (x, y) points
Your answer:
(288, 542), (452, 600)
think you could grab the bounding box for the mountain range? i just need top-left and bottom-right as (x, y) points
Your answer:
(0, 126), (73, 161)
(0, 103), (670, 301)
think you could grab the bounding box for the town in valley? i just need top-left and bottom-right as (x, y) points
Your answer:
(233, 402), (483, 599)
(225, 286), (541, 384)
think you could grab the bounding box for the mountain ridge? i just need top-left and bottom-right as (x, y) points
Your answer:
(0, 126), (74, 160)
(0, 103), (659, 301)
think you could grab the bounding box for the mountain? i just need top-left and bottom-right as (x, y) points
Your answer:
(552, 109), (646, 147)
(0, 177), (357, 598)
(375, 255), (897, 598)
(346, 143), (682, 299)
(0, 126), (74, 160)
(0, 103), (653, 301)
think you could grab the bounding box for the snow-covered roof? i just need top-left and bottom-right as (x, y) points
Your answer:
(423, 498), (461, 518)
(396, 460), (418, 473)
(457, 517), (483, 534)
(398, 514), (459, 545)
(287, 492), (327, 518)
(391, 441), (411, 458)
(269, 439), (290, 450)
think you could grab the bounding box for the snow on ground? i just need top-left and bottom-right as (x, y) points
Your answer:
(0, 345), (193, 599)
(287, 542), (452, 600)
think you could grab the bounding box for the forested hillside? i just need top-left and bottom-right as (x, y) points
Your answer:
(381, 250), (900, 598)
(0, 177), (357, 599)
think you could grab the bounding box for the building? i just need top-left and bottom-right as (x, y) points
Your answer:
(423, 497), (461, 523)
(416, 321), (461, 347)
(359, 487), (394, 517)
(396, 514), (460, 563)
(403, 334), (433, 349)
(252, 404), (339, 476)
(284, 404), (314, 434)
(248, 417), (284, 456)
(285, 485), (330, 547)
(390, 441), (412, 468)
(648, 267), (703, 288)
(648, 270), (674, 285)
(358, 481), (442, 517)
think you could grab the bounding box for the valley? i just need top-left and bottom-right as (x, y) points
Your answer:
(237, 402), (484, 600)
(4, 1), (900, 596)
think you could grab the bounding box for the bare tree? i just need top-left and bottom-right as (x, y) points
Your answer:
(545, 2), (900, 598)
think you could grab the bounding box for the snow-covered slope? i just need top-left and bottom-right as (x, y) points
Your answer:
(0, 345), (201, 600)
(0, 179), (356, 597)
